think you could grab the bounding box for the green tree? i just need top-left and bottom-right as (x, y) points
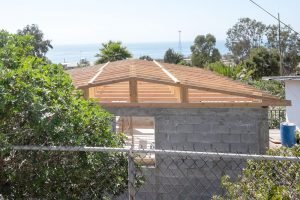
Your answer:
(163, 48), (183, 64)
(244, 47), (280, 80)
(139, 55), (153, 61)
(0, 32), (130, 199)
(266, 25), (300, 74)
(226, 18), (267, 62)
(191, 34), (221, 67)
(0, 30), (35, 69)
(17, 24), (53, 58)
(95, 40), (132, 64)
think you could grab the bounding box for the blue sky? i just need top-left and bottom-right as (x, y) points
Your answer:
(0, 0), (299, 44)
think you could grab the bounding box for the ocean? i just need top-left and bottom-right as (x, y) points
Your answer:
(47, 41), (228, 65)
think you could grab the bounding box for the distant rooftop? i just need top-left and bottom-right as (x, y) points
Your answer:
(262, 76), (300, 81)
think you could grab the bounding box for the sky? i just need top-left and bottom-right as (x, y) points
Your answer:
(0, 0), (299, 45)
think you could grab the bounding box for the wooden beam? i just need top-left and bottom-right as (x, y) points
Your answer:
(153, 60), (180, 83)
(83, 88), (90, 99)
(78, 77), (131, 89)
(99, 102), (289, 108)
(88, 62), (110, 84)
(174, 85), (188, 103)
(83, 87), (95, 99)
(180, 86), (188, 103)
(129, 79), (138, 103)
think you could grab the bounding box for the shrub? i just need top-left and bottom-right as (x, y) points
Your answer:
(213, 146), (300, 200)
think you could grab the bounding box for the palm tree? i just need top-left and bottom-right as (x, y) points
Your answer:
(95, 41), (132, 64)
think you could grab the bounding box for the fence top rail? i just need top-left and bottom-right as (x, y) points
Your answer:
(12, 145), (300, 162)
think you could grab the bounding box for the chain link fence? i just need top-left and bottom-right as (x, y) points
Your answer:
(1, 146), (300, 199)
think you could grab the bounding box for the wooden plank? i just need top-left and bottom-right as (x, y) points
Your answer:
(83, 88), (90, 99)
(129, 78), (138, 103)
(88, 62), (110, 84)
(174, 85), (188, 103)
(99, 102), (284, 108)
(153, 60), (180, 83)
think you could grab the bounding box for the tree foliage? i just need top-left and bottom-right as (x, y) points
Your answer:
(226, 18), (267, 62)
(244, 47), (280, 80)
(249, 80), (284, 99)
(0, 32), (129, 199)
(206, 62), (252, 81)
(191, 34), (221, 67)
(163, 48), (183, 64)
(139, 55), (153, 61)
(17, 24), (53, 58)
(266, 25), (300, 74)
(95, 40), (132, 64)
(213, 146), (300, 200)
(0, 30), (35, 69)
(206, 61), (283, 98)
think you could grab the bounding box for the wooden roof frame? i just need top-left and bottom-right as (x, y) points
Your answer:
(67, 59), (291, 108)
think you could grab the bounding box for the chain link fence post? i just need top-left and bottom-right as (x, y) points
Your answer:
(128, 149), (136, 200)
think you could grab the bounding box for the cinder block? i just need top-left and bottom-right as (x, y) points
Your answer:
(248, 143), (259, 153)
(230, 143), (248, 153)
(169, 133), (186, 143)
(193, 124), (212, 134)
(187, 133), (222, 143)
(222, 134), (241, 143)
(212, 143), (230, 152)
(241, 134), (258, 143)
(176, 124), (194, 134)
(193, 143), (212, 151)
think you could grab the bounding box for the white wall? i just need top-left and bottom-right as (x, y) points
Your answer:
(285, 80), (300, 129)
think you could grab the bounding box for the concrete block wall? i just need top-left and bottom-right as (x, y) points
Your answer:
(106, 107), (269, 199)
(107, 107), (269, 154)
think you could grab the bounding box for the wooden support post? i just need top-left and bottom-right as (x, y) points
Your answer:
(128, 149), (136, 200)
(129, 79), (138, 103)
(83, 87), (95, 99)
(175, 85), (188, 103)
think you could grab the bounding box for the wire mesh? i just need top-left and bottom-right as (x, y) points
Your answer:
(0, 146), (299, 199)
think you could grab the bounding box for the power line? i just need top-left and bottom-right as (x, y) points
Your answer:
(249, 0), (300, 35)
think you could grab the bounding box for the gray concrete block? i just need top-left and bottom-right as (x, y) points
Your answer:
(176, 124), (194, 134)
(212, 143), (230, 152)
(193, 124), (212, 134)
(230, 143), (249, 153)
(193, 143), (212, 151)
(187, 133), (222, 143)
(241, 133), (258, 143)
(248, 143), (260, 153)
(168, 133), (186, 143)
(222, 134), (241, 143)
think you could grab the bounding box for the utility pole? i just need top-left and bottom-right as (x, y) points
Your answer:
(278, 13), (283, 75)
(178, 30), (182, 54)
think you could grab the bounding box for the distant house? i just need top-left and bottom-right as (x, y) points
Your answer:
(263, 76), (300, 129)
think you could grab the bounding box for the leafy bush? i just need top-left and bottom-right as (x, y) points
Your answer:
(164, 48), (183, 64)
(249, 80), (285, 99)
(206, 62), (252, 81)
(213, 146), (300, 200)
(0, 32), (131, 199)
